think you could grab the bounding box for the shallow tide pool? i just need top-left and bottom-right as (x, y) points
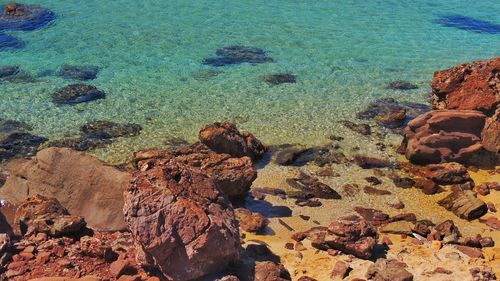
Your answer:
(1, 0), (499, 163)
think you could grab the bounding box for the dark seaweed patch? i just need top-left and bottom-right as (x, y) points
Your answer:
(0, 33), (24, 50)
(435, 15), (500, 34)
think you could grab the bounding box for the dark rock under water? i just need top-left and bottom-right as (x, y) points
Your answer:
(0, 4), (56, 31)
(203, 45), (273, 67)
(51, 84), (106, 105)
(0, 132), (48, 162)
(57, 65), (100, 81)
(435, 15), (500, 34)
(0, 33), (24, 50)
(260, 73), (296, 85)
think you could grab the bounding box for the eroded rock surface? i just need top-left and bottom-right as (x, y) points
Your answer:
(438, 190), (487, 220)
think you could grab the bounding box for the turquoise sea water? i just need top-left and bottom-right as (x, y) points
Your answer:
(1, 0), (499, 163)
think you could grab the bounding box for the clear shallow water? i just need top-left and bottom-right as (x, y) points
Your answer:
(1, 0), (499, 163)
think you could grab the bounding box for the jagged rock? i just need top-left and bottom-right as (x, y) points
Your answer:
(203, 45), (273, 67)
(479, 217), (500, 230)
(402, 110), (488, 164)
(365, 259), (413, 281)
(252, 261), (291, 281)
(275, 145), (348, 167)
(123, 159), (240, 281)
(341, 120), (371, 135)
(199, 122), (267, 160)
(133, 143), (256, 199)
(481, 108), (499, 153)
(51, 84), (106, 105)
(438, 190), (487, 220)
(0, 132), (48, 162)
(430, 220), (461, 243)
(331, 261), (351, 279)
(0, 147), (130, 231)
(14, 194), (86, 237)
(58, 65), (100, 80)
(422, 162), (471, 185)
(235, 208), (267, 233)
(260, 73), (296, 85)
(0, 3), (56, 31)
(431, 57), (499, 115)
(286, 172), (341, 199)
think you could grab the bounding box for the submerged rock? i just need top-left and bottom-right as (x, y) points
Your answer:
(0, 3), (56, 31)
(438, 190), (487, 220)
(260, 73), (296, 85)
(431, 57), (499, 115)
(0, 119), (32, 136)
(387, 80), (418, 90)
(15, 194), (86, 237)
(354, 155), (397, 169)
(192, 69), (223, 80)
(81, 120), (142, 138)
(0, 132), (48, 162)
(51, 84), (106, 105)
(123, 159), (240, 281)
(0, 32), (24, 50)
(287, 172), (341, 199)
(435, 15), (500, 34)
(341, 120), (371, 135)
(203, 45), (273, 67)
(199, 122), (267, 160)
(48, 134), (112, 151)
(133, 143), (257, 200)
(0, 147), (131, 231)
(57, 65), (100, 81)
(274, 145), (348, 167)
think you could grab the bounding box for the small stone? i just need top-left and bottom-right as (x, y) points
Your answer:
(110, 257), (131, 277)
(295, 242), (306, 251)
(431, 240), (442, 251)
(456, 246), (483, 258)
(387, 198), (405, 209)
(285, 243), (294, 250)
(331, 261), (351, 279)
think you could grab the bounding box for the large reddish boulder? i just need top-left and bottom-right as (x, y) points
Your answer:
(431, 57), (499, 115)
(132, 143), (257, 199)
(199, 122), (267, 160)
(481, 108), (500, 153)
(0, 147), (130, 231)
(402, 110), (489, 164)
(123, 159), (240, 281)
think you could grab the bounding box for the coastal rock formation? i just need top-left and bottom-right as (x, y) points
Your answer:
(0, 147), (130, 231)
(203, 45), (273, 67)
(0, 119), (32, 135)
(199, 122), (267, 160)
(260, 73), (296, 85)
(15, 194), (86, 237)
(481, 109), (500, 153)
(286, 172), (341, 199)
(0, 3), (56, 31)
(133, 143), (257, 199)
(438, 190), (487, 220)
(431, 57), (499, 115)
(0, 132), (48, 162)
(422, 162), (471, 185)
(402, 110), (488, 164)
(51, 84), (106, 105)
(0, 33), (25, 50)
(123, 159), (240, 281)
(57, 65), (100, 81)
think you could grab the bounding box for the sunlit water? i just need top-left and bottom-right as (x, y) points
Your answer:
(1, 0), (499, 163)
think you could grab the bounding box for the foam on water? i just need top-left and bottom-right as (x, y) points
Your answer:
(1, 0), (499, 163)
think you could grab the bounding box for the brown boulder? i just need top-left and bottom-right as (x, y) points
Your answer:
(199, 122), (267, 160)
(123, 159), (240, 281)
(481, 108), (500, 153)
(234, 208), (268, 233)
(0, 148), (130, 231)
(431, 57), (499, 115)
(14, 194), (86, 237)
(422, 162), (471, 185)
(133, 143), (256, 199)
(365, 259), (413, 281)
(438, 190), (487, 220)
(402, 110), (489, 164)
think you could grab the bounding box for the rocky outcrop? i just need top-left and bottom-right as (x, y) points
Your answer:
(431, 57), (499, 116)
(402, 110), (490, 164)
(133, 143), (257, 199)
(123, 159), (240, 281)
(0, 3), (56, 31)
(199, 122), (267, 160)
(481, 108), (500, 153)
(438, 190), (487, 220)
(51, 84), (106, 105)
(0, 147), (130, 231)
(14, 195), (86, 237)
(365, 259), (414, 281)
(0, 132), (48, 162)
(234, 208), (268, 233)
(422, 162), (471, 185)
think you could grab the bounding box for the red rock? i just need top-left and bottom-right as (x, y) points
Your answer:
(123, 159), (240, 281)
(14, 194), (86, 237)
(481, 109), (500, 153)
(36, 251), (51, 264)
(456, 245), (483, 258)
(365, 259), (413, 281)
(331, 261), (351, 279)
(234, 208), (267, 233)
(431, 57), (499, 115)
(199, 122), (267, 160)
(0, 147), (130, 231)
(479, 217), (500, 230)
(438, 190), (487, 220)
(423, 162), (471, 185)
(253, 261), (291, 281)
(110, 258), (131, 278)
(402, 110), (488, 164)
(133, 143), (257, 199)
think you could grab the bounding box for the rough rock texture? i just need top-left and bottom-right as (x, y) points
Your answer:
(481, 108), (500, 153)
(438, 190), (488, 220)
(422, 162), (471, 185)
(0, 132), (48, 162)
(431, 57), (499, 115)
(133, 143), (257, 199)
(0, 3), (56, 31)
(14, 195), (86, 237)
(51, 84), (106, 105)
(57, 65), (99, 81)
(199, 122), (267, 160)
(286, 172), (341, 199)
(234, 208), (268, 233)
(365, 259), (414, 281)
(402, 110), (488, 164)
(0, 147), (130, 231)
(123, 159), (240, 281)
